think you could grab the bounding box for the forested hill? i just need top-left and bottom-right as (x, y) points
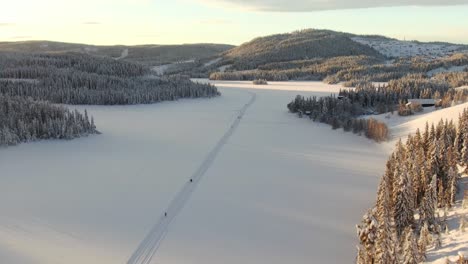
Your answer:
(0, 52), (220, 105)
(220, 29), (384, 71)
(0, 41), (234, 66)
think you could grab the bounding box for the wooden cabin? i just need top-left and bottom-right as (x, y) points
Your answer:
(407, 98), (441, 107)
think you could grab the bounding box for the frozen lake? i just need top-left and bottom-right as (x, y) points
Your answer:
(0, 81), (389, 263)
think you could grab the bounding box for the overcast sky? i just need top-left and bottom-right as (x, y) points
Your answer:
(1, 0), (467, 45)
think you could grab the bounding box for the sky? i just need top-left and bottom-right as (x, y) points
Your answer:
(0, 0), (468, 46)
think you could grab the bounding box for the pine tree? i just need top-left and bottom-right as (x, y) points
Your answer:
(447, 167), (458, 207)
(357, 208), (378, 263)
(420, 175), (437, 228)
(394, 168), (415, 237)
(374, 173), (397, 264)
(401, 227), (419, 264)
(461, 215), (466, 233)
(418, 222), (430, 261)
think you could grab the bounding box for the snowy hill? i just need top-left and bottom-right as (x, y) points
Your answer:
(352, 36), (468, 59)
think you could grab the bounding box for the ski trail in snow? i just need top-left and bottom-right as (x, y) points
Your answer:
(126, 91), (257, 264)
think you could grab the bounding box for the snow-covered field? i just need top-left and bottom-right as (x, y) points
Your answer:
(352, 37), (467, 59)
(1, 81), (395, 263)
(427, 65), (468, 77)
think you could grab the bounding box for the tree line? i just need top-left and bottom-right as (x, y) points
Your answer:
(356, 109), (468, 263)
(287, 95), (389, 142)
(0, 95), (97, 146)
(0, 52), (220, 105)
(208, 53), (468, 84)
(0, 51), (220, 146)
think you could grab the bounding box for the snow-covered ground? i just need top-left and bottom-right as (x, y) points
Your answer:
(203, 58), (221, 67)
(427, 65), (468, 77)
(0, 81), (392, 263)
(352, 37), (467, 59)
(426, 173), (468, 264)
(371, 102), (468, 147)
(115, 48), (129, 60)
(151, 64), (172, 75)
(0, 78), (38, 84)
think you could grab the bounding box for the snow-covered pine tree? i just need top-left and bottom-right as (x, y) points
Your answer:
(401, 227), (419, 264)
(461, 215), (466, 233)
(374, 172), (397, 264)
(420, 175), (437, 228)
(394, 167), (415, 237)
(356, 208), (378, 263)
(418, 222), (430, 261)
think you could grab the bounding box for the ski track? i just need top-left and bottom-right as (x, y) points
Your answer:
(126, 91), (257, 264)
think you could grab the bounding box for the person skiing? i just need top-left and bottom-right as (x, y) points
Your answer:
(164, 212), (167, 217)
(190, 179), (193, 182)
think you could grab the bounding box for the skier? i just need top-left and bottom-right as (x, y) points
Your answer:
(190, 179), (193, 182)
(164, 212), (167, 217)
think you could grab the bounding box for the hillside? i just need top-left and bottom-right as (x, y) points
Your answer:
(221, 29), (384, 70)
(0, 41), (234, 65)
(352, 36), (468, 59)
(205, 30), (468, 83)
(0, 52), (219, 105)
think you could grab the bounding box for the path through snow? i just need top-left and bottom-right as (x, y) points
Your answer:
(126, 91), (256, 264)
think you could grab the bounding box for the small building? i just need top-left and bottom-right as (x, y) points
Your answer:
(407, 98), (441, 107)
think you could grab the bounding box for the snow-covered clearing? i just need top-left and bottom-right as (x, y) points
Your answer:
(203, 58), (221, 67)
(217, 64), (231, 72)
(371, 102), (468, 148)
(427, 65), (468, 77)
(425, 173), (468, 264)
(0, 78), (38, 84)
(352, 37), (466, 59)
(116, 48), (129, 60)
(0, 80), (390, 263)
(151, 64), (172, 75)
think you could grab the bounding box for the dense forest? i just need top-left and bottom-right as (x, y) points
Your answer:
(0, 95), (97, 146)
(0, 52), (220, 146)
(220, 29), (383, 71)
(209, 52), (468, 83)
(0, 41), (234, 66)
(0, 52), (220, 105)
(287, 94), (389, 142)
(356, 110), (468, 263)
(287, 73), (468, 141)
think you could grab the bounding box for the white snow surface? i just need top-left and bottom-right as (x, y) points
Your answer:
(352, 37), (467, 59)
(427, 65), (468, 77)
(370, 102), (468, 149)
(0, 80), (393, 264)
(116, 48), (129, 60)
(203, 58), (221, 67)
(151, 64), (172, 75)
(425, 173), (468, 264)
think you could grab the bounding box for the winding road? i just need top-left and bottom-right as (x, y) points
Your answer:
(126, 91), (257, 264)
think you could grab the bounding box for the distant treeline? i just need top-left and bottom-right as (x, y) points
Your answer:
(287, 73), (468, 141)
(208, 53), (468, 84)
(287, 95), (389, 142)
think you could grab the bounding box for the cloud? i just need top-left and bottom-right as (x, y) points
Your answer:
(195, 0), (468, 11)
(10, 36), (32, 39)
(82, 21), (101, 25)
(0, 23), (14, 26)
(198, 19), (232, 25)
